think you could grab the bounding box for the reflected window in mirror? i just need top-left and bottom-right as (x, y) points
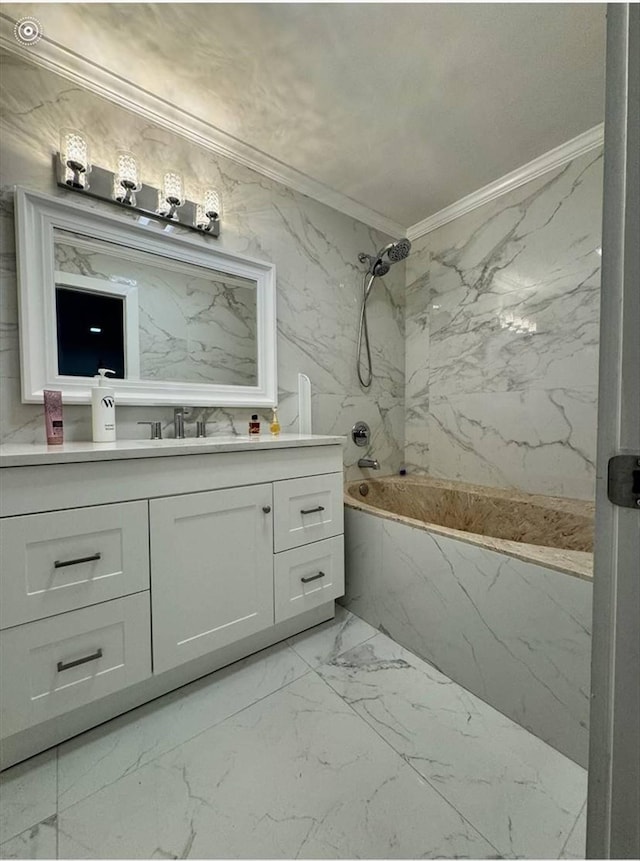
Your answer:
(55, 287), (125, 378)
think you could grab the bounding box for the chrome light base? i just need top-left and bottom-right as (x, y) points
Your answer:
(54, 155), (220, 239)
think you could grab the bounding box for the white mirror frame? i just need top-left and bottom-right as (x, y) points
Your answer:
(15, 187), (277, 407)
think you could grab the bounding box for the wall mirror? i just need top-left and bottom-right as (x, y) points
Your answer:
(15, 188), (277, 406)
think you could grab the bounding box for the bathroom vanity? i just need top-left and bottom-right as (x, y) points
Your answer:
(0, 434), (344, 769)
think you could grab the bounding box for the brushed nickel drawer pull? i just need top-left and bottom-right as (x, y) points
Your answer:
(300, 506), (325, 515)
(54, 552), (101, 569)
(57, 648), (103, 672)
(301, 571), (326, 584)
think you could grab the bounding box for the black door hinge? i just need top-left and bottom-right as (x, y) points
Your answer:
(607, 454), (640, 508)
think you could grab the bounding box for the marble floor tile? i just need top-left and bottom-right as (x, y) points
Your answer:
(286, 605), (378, 669)
(0, 749), (57, 844)
(58, 672), (498, 860)
(58, 641), (308, 812)
(318, 633), (587, 860)
(0, 817), (57, 860)
(560, 802), (586, 859)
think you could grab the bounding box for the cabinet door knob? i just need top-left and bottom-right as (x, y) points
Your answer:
(262, 505), (272, 513)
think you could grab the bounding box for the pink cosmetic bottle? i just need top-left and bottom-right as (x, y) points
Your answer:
(44, 390), (64, 445)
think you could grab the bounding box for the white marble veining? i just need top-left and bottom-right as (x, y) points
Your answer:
(342, 506), (592, 766)
(405, 150), (602, 499)
(0, 608), (587, 860)
(319, 633), (587, 859)
(286, 603), (378, 669)
(0, 749), (56, 844)
(560, 801), (587, 859)
(57, 672), (496, 860)
(0, 51), (405, 477)
(0, 433), (343, 467)
(0, 817), (57, 860)
(57, 641), (308, 813)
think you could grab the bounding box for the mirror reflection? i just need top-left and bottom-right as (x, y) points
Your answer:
(53, 230), (259, 387)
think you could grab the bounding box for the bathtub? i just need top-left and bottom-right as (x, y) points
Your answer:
(342, 475), (593, 767)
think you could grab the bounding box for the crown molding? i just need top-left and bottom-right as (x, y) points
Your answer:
(407, 123), (604, 242)
(0, 17), (406, 239)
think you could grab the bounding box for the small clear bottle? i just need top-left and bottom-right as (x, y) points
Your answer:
(270, 407), (281, 436)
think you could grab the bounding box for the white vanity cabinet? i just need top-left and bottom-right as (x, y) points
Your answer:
(0, 435), (345, 769)
(150, 484), (275, 674)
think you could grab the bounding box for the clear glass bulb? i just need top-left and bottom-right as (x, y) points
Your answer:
(196, 188), (222, 229)
(161, 171), (185, 206)
(59, 128), (91, 188)
(115, 150), (141, 191)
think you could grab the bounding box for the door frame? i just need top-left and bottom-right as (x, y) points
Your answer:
(587, 4), (640, 858)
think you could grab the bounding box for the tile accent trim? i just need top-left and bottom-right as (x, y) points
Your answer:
(0, 14), (406, 239)
(407, 124), (604, 240)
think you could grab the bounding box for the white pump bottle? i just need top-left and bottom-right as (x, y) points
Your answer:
(91, 368), (116, 442)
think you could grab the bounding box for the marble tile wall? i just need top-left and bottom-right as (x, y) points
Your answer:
(0, 51), (405, 477)
(341, 506), (593, 767)
(405, 150), (603, 499)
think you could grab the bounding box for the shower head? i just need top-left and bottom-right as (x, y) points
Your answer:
(379, 238), (412, 264)
(358, 238), (412, 277)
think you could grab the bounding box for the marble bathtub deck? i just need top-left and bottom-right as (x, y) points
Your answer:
(345, 476), (594, 581)
(0, 608), (587, 860)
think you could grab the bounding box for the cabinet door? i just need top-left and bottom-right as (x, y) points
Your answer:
(150, 484), (274, 674)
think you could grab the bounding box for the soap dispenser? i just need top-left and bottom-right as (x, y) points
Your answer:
(92, 368), (116, 442)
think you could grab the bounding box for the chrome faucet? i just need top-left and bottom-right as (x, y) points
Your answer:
(358, 457), (380, 470)
(173, 408), (186, 439)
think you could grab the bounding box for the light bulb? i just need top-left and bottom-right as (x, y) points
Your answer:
(196, 188), (222, 230)
(59, 128), (91, 189)
(162, 171), (184, 206)
(158, 170), (185, 220)
(113, 150), (141, 205)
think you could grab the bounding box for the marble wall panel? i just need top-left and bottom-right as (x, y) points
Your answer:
(341, 507), (593, 766)
(405, 150), (603, 498)
(0, 51), (404, 477)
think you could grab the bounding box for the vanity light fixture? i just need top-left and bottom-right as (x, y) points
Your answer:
(112, 150), (142, 206)
(196, 188), (222, 232)
(54, 129), (220, 238)
(59, 128), (91, 189)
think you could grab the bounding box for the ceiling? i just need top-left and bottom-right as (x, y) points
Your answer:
(3, 3), (606, 231)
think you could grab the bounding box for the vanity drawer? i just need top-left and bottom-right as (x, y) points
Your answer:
(273, 473), (343, 552)
(274, 536), (344, 623)
(0, 592), (151, 738)
(0, 501), (149, 629)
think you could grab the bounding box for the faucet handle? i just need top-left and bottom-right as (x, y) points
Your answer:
(137, 420), (163, 440)
(195, 419), (210, 438)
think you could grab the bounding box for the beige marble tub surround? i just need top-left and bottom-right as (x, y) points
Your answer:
(345, 475), (593, 580)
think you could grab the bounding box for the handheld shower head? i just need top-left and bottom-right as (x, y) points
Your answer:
(358, 238), (412, 276)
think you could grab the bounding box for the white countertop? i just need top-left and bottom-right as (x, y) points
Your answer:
(0, 434), (345, 467)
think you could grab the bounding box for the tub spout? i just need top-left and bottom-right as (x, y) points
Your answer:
(358, 457), (380, 470)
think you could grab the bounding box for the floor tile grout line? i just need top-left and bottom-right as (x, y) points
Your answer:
(56, 666), (315, 817)
(558, 797), (587, 857)
(310, 664), (505, 859)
